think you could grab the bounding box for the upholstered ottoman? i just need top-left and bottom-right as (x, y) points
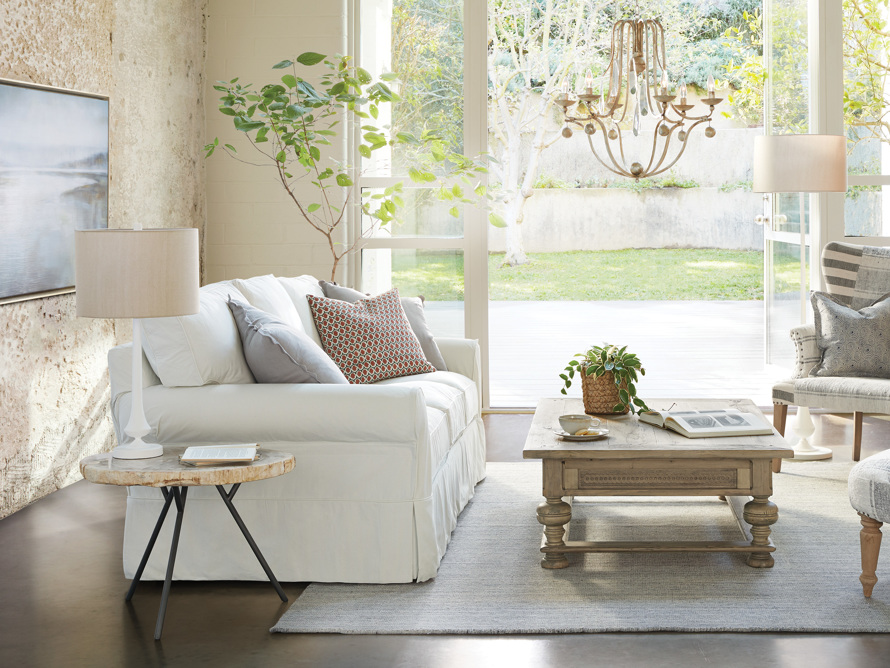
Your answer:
(849, 450), (890, 596)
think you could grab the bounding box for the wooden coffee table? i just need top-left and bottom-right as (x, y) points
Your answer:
(523, 398), (793, 569)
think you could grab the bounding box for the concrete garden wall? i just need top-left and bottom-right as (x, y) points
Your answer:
(488, 188), (765, 252)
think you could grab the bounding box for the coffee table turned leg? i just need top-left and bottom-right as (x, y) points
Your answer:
(743, 495), (778, 568)
(537, 497), (571, 569)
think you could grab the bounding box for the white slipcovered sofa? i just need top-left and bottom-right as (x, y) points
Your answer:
(107, 275), (486, 583)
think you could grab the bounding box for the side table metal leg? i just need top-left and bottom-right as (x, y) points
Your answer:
(126, 487), (174, 602)
(216, 484), (287, 602)
(155, 486), (188, 641)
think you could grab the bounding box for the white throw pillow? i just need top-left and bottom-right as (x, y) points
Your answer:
(232, 274), (305, 332)
(141, 282), (256, 387)
(278, 275), (326, 347)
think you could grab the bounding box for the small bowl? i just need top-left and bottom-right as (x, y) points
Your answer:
(559, 414), (601, 435)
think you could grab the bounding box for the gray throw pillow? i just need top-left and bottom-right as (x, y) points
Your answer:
(318, 280), (447, 371)
(810, 291), (890, 378)
(227, 298), (348, 385)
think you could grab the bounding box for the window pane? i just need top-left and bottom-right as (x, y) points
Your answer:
(361, 0), (464, 177)
(769, 0), (809, 134)
(767, 240), (811, 368)
(845, 184), (890, 236)
(361, 248), (464, 337)
(361, 187), (464, 238)
(844, 0), (890, 175)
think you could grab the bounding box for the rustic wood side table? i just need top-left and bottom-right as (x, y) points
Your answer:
(80, 447), (295, 640)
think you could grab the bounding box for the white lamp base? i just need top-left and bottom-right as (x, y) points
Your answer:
(112, 438), (163, 460)
(788, 406), (833, 461)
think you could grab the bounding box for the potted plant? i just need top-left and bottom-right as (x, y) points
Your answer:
(559, 344), (648, 415)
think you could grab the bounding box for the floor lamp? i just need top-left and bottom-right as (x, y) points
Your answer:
(75, 228), (199, 459)
(753, 134), (847, 461)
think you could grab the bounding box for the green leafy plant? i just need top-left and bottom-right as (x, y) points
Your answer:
(204, 52), (495, 281)
(559, 344), (649, 414)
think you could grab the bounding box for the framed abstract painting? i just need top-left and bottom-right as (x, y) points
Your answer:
(0, 78), (109, 305)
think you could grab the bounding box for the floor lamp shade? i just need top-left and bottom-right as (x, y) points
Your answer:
(75, 228), (200, 318)
(753, 134), (847, 193)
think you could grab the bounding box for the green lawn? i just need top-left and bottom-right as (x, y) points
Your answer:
(391, 249), (802, 301)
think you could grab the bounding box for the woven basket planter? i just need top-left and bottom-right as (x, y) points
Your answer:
(581, 368), (629, 416)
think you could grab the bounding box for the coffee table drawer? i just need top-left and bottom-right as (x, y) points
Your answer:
(563, 458), (754, 495)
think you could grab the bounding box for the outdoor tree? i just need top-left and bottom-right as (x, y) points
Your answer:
(725, 0), (890, 155)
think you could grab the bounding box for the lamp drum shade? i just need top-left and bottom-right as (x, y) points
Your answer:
(753, 134), (847, 193)
(75, 228), (199, 318)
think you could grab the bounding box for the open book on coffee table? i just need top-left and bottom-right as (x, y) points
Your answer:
(638, 408), (774, 439)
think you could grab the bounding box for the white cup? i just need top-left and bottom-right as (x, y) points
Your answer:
(559, 414), (602, 434)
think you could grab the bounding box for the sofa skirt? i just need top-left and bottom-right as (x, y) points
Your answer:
(121, 415), (486, 584)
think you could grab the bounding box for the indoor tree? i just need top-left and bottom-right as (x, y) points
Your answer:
(205, 52), (492, 282)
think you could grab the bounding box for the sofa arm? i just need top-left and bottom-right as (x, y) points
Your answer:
(790, 323), (821, 379)
(436, 338), (481, 385)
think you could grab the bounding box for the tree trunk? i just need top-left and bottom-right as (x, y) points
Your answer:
(503, 208), (528, 266)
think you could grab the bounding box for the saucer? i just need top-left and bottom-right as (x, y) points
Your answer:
(556, 428), (609, 441)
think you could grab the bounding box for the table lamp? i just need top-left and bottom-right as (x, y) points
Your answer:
(75, 227), (199, 459)
(753, 133), (847, 461)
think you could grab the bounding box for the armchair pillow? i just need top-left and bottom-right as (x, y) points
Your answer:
(227, 298), (348, 385)
(810, 291), (890, 378)
(318, 280), (448, 371)
(307, 288), (437, 384)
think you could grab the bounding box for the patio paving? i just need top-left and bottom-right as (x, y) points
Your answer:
(426, 301), (787, 409)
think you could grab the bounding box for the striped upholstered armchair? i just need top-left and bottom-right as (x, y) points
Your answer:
(773, 241), (890, 461)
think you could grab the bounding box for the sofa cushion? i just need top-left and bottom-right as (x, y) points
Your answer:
(278, 275), (326, 347)
(141, 282), (255, 387)
(318, 280), (448, 371)
(228, 298), (347, 385)
(232, 274), (304, 331)
(811, 291), (890, 378)
(307, 288), (437, 384)
(375, 371), (478, 442)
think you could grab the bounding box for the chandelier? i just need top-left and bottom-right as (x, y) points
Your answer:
(556, 16), (721, 179)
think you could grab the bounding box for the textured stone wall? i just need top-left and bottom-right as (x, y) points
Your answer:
(0, 0), (207, 518)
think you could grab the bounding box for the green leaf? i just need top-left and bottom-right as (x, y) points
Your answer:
(218, 107), (238, 116)
(297, 52), (326, 66)
(224, 144), (236, 153)
(488, 212), (507, 228)
(613, 403), (625, 413)
(336, 173), (353, 187)
(358, 145), (372, 158)
(380, 72), (399, 81)
(272, 60), (294, 69)
(356, 67), (373, 84)
(233, 117), (266, 132)
(281, 74), (297, 88)
(449, 206), (459, 218)
(308, 203), (321, 213)
(285, 104), (309, 118)
(275, 150), (286, 163)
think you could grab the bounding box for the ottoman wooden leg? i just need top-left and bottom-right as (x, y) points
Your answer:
(859, 513), (883, 597)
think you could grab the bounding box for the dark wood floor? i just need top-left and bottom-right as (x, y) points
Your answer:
(2, 409), (890, 667)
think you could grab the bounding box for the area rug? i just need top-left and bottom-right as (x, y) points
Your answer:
(273, 461), (890, 634)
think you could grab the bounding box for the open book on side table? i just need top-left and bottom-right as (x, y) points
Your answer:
(180, 444), (259, 466)
(638, 408), (774, 439)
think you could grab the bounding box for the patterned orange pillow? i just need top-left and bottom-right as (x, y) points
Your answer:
(306, 288), (436, 384)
